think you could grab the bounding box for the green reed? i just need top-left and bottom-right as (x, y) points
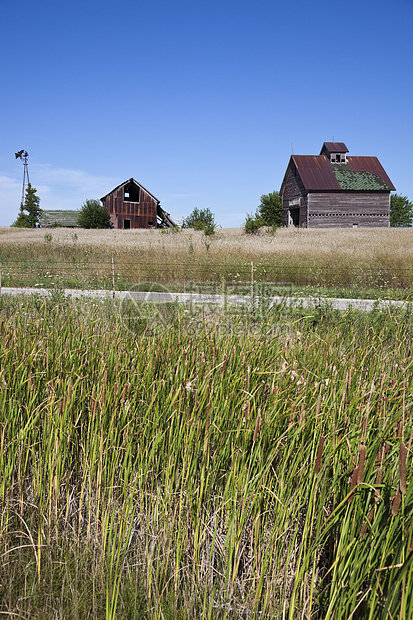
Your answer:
(0, 294), (412, 618)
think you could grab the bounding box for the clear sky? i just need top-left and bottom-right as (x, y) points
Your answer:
(1, 0), (412, 227)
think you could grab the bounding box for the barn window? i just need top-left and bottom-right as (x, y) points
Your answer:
(124, 183), (140, 202)
(123, 219), (131, 229)
(331, 153), (346, 164)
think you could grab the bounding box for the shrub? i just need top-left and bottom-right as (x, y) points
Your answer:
(244, 191), (282, 233)
(244, 212), (264, 234)
(77, 199), (111, 229)
(182, 207), (216, 234)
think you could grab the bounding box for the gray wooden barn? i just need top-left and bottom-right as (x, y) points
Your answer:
(40, 210), (80, 228)
(280, 142), (395, 228)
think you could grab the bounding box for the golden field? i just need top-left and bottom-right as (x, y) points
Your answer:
(1, 226), (413, 293)
(1, 225), (413, 263)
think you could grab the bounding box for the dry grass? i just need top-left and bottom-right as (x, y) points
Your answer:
(1, 226), (413, 265)
(1, 226), (413, 292)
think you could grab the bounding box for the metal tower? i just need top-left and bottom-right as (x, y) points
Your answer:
(15, 149), (29, 207)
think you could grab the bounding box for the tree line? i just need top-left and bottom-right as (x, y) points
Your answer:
(11, 184), (413, 230)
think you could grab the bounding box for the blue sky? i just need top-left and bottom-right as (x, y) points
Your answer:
(1, 0), (412, 227)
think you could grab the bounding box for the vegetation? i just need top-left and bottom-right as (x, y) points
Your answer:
(183, 207), (216, 235)
(12, 182), (42, 228)
(0, 294), (412, 618)
(244, 191), (282, 233)
(0, 227), (413, 299)
(244, 210), (264, 234)
(390, 193), (413, 228)
(257, 190), (282, 227)
(77, 199), (111, 229)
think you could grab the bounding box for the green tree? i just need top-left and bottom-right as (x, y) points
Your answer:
(77, 199), (111, 229)
(12, 183), (42, 228)
(183, 207), (216, 235)
(12, 204), (30, 228)
(257, 191), (282, 227)
(244, 190), (282, 233)
(390, 193), (413, 227)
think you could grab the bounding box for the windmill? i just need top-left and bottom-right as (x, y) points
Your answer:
(15, 149), (29, 207)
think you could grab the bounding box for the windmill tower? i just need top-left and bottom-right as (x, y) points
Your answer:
(15, 149), (29, 207)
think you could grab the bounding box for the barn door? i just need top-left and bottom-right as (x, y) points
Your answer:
(289, 208), (300, 227)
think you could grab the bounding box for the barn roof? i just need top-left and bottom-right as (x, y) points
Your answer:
(40, 210), (80, 227)
(320, 142), (348, 154)
(101, 178), (160, 203)
(332, 161), (392, 191)
(281, 148), (395, 192)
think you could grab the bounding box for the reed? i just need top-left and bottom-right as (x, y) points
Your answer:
(0, 294), (412, 618)
(314, 436), (325, 475)
(400, 441), (407, 495)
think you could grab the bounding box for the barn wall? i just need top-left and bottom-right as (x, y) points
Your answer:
(281, 167), (308, 226)
(103, 184), (158, 229)
(307, 192), (390, 228)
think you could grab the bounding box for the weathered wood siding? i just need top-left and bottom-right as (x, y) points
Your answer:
(281, 165), (390, 228)
(307, 192), (390, 228)
(103, 185), (158, 229)
(281, 166), (308, 227)
(280, 146), (394, 228)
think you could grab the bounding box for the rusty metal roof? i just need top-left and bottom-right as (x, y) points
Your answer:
(320, 142), (348, 154)
(281, 153), (395, 192)
(291, 155), (340, 190)
(346, 157), (395, 190)
(333, 160), (393, 191)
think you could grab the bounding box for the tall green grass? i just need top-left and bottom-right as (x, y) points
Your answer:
(0, 295), (412, 618)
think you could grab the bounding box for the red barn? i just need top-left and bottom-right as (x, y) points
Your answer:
(280, 143), (395, 228)
(101, 178), (175, 229)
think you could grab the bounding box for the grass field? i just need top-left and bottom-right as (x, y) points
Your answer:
(0, 292), (412, 618)
(1, 226), (413, 297)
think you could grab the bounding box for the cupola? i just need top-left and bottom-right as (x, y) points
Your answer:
(320, 142), (349, 164)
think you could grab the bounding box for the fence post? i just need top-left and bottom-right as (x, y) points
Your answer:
(111, 257), (115, 299)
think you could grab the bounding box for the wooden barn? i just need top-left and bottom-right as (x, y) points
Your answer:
(100, 178), (176, 229)
(40, 210), (80, 228)
(280, 142), (395, 228)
